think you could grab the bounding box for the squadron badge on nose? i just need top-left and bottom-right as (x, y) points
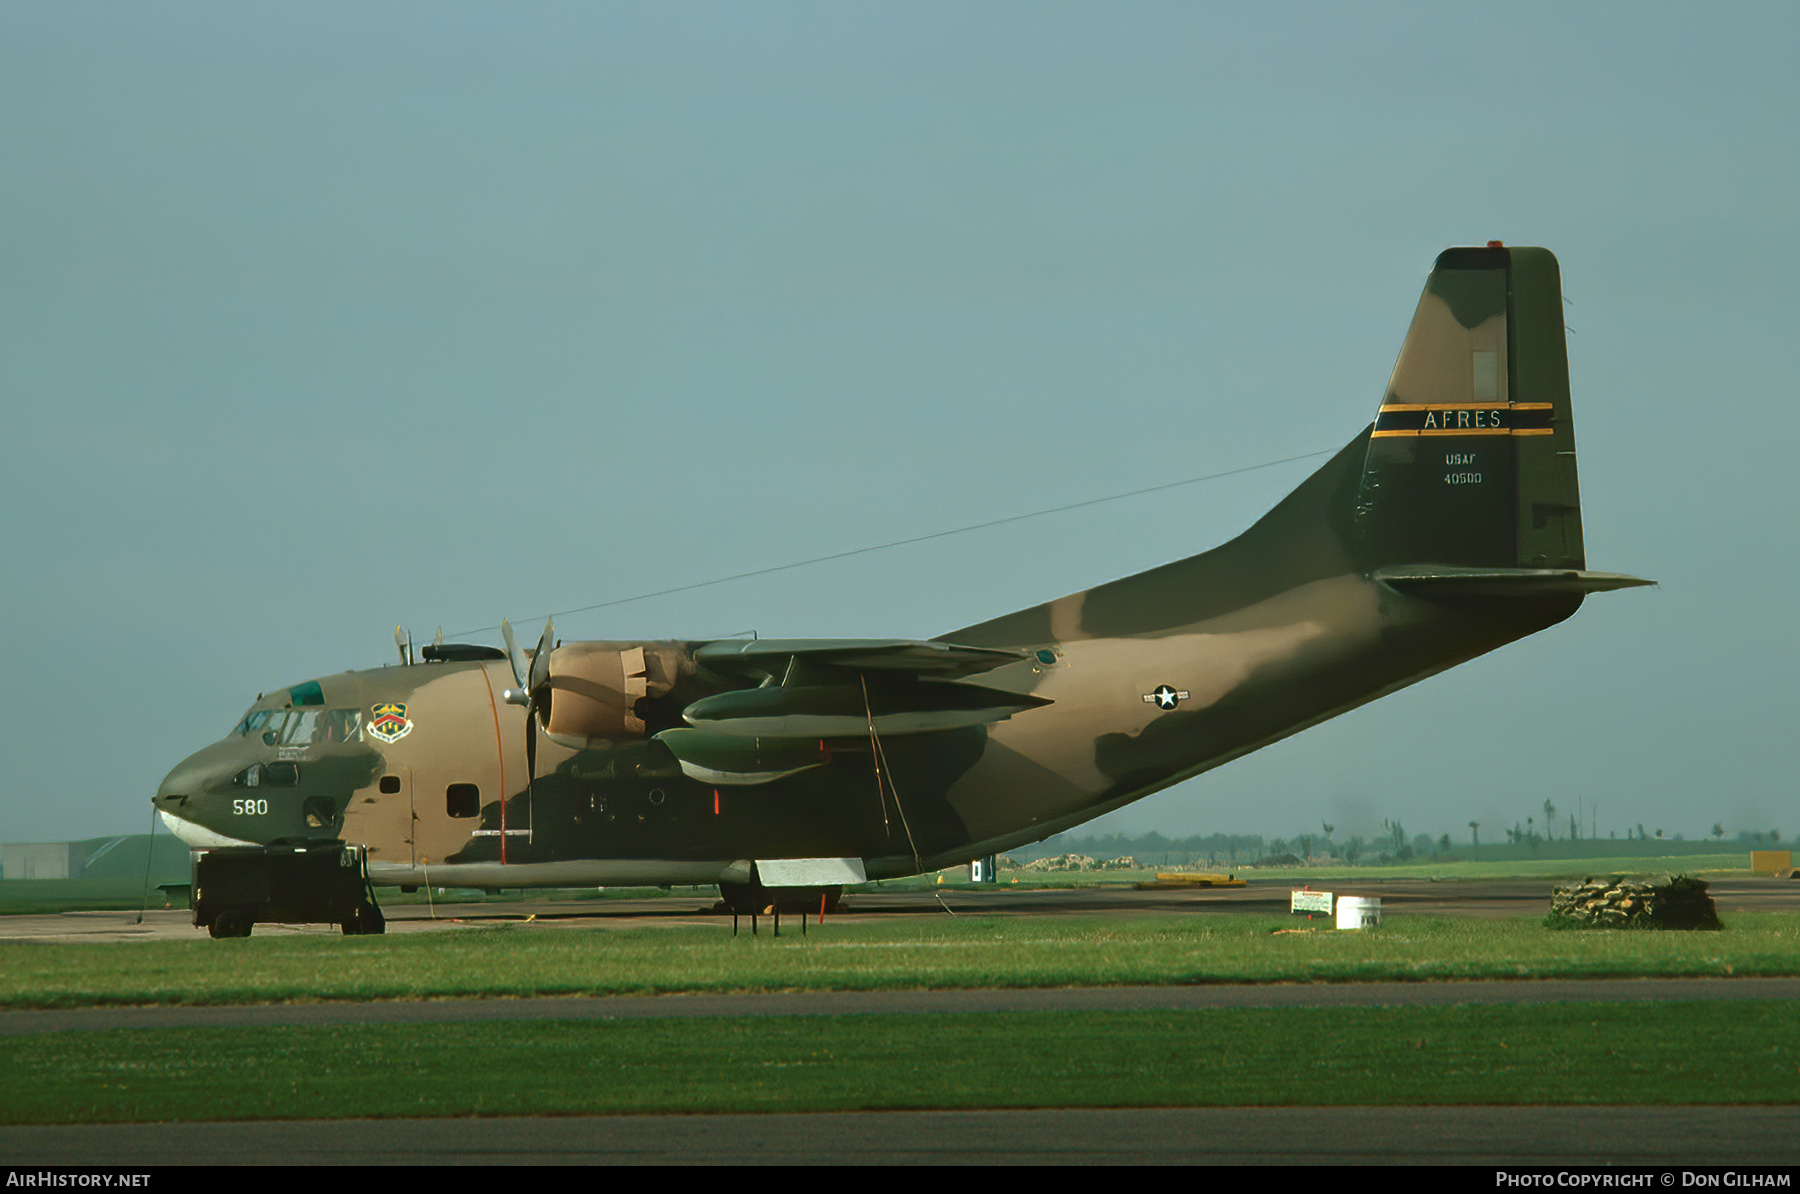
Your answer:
(368, 702), (414, 743)
(1143, 685), (1189, 711)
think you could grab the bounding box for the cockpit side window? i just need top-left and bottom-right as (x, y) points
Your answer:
(320, 709), (362, 744)
(235, 710), (274, 737)
(236, 708), (359, 746)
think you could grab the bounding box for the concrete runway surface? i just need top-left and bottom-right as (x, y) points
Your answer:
(3, 878), (1797, 1166)
(4, 1106), (1798, 1166)
(4, 875), (1798, 944)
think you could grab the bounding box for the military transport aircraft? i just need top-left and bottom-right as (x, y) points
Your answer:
(154, 244), (1650, 920)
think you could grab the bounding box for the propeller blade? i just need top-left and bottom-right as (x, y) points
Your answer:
(394, 625), (412, 666)
(529, 618), (555, 694)
(501, 618), (530, 699)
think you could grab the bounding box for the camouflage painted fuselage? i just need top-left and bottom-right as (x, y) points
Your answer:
(154, 246), (1648, 889)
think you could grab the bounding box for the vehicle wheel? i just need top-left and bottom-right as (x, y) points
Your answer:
(209, 909), (253, 939)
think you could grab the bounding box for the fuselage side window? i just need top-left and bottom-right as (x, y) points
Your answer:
(446, 784), (479, 818)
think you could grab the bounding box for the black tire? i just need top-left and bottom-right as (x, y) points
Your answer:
(341, 907), (385, 935)
(717, 881), (765, 915)
(209, 908), (253, 939)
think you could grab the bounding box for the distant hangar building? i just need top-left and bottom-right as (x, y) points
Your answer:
(1, 841), (87, 880)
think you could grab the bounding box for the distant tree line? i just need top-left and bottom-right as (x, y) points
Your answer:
(1007, 819), (1780, 869)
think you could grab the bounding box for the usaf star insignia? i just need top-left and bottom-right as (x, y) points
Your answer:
(1142, 684), (1189, 710)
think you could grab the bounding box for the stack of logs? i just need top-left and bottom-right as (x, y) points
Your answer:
(1547, 874), (1722, 930)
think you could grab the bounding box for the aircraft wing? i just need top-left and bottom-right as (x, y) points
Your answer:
(664, 638), (1041, 787)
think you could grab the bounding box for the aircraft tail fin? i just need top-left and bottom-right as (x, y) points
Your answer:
(944, 245), (1651, 649)
(1353, 244), (1589, 572)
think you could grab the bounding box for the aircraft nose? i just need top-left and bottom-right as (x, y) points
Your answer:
(153, 738), (258, 847)
(154, 756), (208, 803)
(154, 739), (240, 807)
(154, 756), (210, 822)
(156, 760), (199, 803)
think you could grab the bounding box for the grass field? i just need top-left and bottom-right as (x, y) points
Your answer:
(5, 913), (1798, 1010)
(0, 878), (184, 917)
(4, 1001), (1796, 1124)
(8, 897), (1797, 1125)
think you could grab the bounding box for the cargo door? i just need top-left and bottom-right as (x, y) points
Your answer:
(406, 663), (526, 866)
(475, 661), (532, 863)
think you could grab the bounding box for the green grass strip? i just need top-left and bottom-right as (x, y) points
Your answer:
(6, 914), (1800, 1010)
(3, 1002), (1796, 1124)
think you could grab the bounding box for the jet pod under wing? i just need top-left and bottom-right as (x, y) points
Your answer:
(694, 638), (1031, 680)
(661, 638), (1047, 786)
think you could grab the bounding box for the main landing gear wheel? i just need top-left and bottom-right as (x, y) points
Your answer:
(718, 883), (842, 915)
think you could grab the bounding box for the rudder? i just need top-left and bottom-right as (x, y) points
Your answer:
(1354, 244), (1586, 571)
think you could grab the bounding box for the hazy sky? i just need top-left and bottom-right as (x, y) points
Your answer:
(3, 2), (1795, 847)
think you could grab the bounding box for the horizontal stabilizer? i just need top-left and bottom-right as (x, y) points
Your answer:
(1372, 564), (1655, 598)
(696, 638), (1029, 680)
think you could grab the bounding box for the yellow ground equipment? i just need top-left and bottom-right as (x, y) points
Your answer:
(1133, 872), (1246, 890)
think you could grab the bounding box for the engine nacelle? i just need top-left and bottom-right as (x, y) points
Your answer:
(540, 641), (694, 743)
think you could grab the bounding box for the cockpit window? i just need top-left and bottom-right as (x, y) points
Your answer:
(232, 708), (361, 746)
(263, 710), (320, 746)
(289, 680), (325, 707)
(234, 709), (274, 737)
(320, 709), (362, 743)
